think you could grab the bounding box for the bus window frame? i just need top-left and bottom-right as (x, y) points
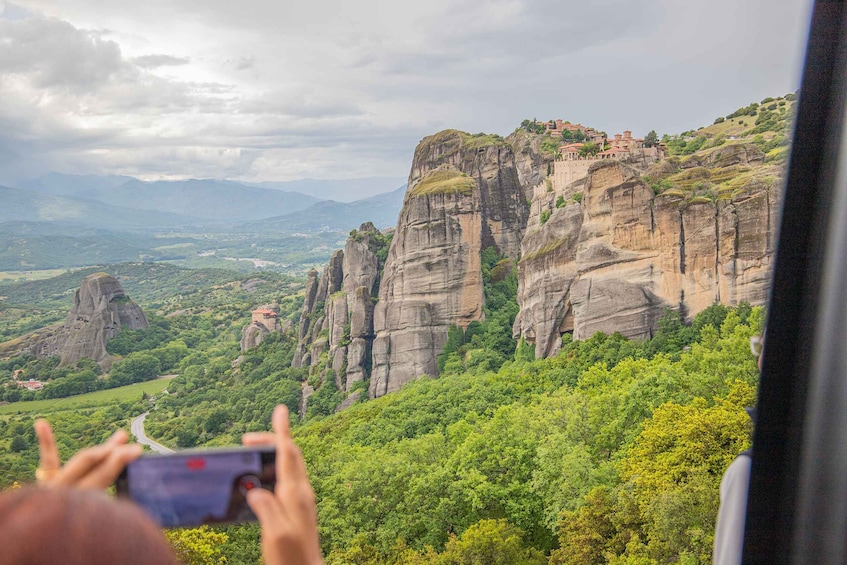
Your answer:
(744, 2), (847, 562)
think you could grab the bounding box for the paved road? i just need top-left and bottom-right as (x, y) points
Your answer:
(131, 412), (174, 454)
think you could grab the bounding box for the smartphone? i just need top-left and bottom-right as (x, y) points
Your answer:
(115, 447), (276, 528)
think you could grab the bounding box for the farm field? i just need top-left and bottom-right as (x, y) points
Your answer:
(0, 376), (174, 416)
(0, 269), (74, 283)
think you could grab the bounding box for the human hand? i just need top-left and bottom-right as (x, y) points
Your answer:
(241, 405), (323, 565)
(34, 419), (143, 490)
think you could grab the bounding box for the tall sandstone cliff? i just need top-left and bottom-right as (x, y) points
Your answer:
(369, 131), (530, 397)
(28, 273), (149, 368)
(514, 145), (777, 358)
(293, 130), (779, 401)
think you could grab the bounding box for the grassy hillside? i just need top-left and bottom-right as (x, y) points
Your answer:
(636, 94), (796, 204)
(0, 380), (163, 488)
(668, 95), (794, 158)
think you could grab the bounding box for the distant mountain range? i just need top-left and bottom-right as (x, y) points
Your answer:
(0, 185), (210, 230)
(240, 185), (406, 233)
(253, 177), (406, 202)
(22, 173), (136, 196)
(7, 173), (408, 229)
(18, 175), (321, 223)
(0, 173), (407, 271)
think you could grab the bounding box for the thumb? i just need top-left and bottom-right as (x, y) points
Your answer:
(247, 488), (284, 526)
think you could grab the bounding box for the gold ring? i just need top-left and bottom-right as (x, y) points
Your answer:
(35, 467), (60, 481)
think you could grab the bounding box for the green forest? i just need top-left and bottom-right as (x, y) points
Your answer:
(183, 305), (761, 565)
(0, 200), (765, 564)
(300, 306), (759, 564)
(1, 273), (760, 564)
(0, 256), (762, 564)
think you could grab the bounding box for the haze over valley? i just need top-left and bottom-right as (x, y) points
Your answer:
(0, 174), (407, 273)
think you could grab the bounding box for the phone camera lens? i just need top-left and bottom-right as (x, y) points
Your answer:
(238, 474), (261, 495)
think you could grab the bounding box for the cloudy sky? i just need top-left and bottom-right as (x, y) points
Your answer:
(0, 0), (814, 191)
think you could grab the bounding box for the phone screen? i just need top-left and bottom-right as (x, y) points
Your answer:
(118, 448), (275, 528)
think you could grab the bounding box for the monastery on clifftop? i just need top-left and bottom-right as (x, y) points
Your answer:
(538, 120), (665, 192)
(525, 120), (666, 226)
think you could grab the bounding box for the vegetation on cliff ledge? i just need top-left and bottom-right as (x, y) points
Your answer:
(631, 94), (794, 205)
(411, 168), (477, 197)
(422, 130), (507, 157)
(461, 131), (507, 151)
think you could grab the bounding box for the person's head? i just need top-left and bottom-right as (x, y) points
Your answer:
(0, 487), (177, 565)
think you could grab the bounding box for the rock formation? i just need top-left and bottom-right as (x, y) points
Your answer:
(406, 130), (530, 259)
(369, 131), (530, 397)
(28, 273), (149, 369)
(291, 223), (388, 395)
(514, 147), (777, 358)
(240, 303), (283, 350)
(509, 129), (557, 201)
(293, 127), (779, 400)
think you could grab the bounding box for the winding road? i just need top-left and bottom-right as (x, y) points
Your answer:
(130, 412), (174, 454)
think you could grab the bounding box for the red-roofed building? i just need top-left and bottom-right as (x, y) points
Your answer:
(543, 120), (606, 146)
(549, 128), (664, 191)
(545, 119), (591, 136)
(598, 147), (632, 159)
(558, 143), (585, 160)
(254, 308), (278, 318)
(242, 304), (284, 352)
(251, 305), (282, 333)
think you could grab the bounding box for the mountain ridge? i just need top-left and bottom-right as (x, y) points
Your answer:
(252, 176), (407, 202)
(239, 185), (407, 232)
(65, 178), (321, 222)
(0, 185), (213, 230)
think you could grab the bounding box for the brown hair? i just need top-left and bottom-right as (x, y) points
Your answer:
(0, 487), (178, 565)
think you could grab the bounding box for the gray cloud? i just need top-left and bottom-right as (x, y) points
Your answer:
(0, 16), (123, 90)
(132, 54), (190, 68)
(0, 0), (815, 188)
(0, 2), (32, 20)
(239, 92), (365, 119)
(226, 56), (254, 71)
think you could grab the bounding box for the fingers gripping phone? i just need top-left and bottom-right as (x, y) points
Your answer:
(116, 447), (276, 528)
